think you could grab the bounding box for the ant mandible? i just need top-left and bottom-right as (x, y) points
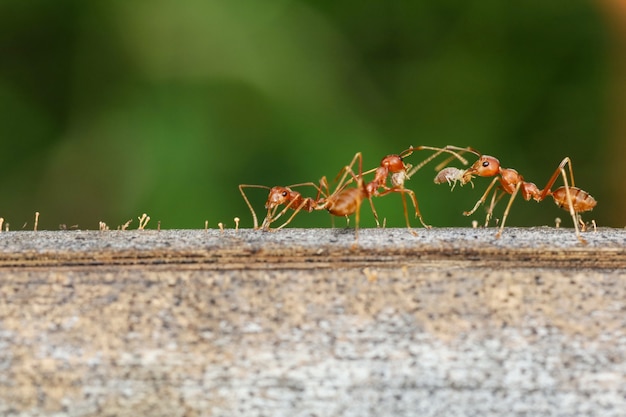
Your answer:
(435, 147), (597, 243)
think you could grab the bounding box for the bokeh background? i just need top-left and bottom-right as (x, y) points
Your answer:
(1, 0), (624, 231)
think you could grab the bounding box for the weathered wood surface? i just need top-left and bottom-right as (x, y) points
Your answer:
(0, 228), (625, 416)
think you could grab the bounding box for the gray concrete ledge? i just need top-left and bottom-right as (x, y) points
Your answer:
(0, 228), (625, 416)
(0, 227), (623, 269)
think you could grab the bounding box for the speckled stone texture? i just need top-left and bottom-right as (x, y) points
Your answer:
(0, 228), (624, 416)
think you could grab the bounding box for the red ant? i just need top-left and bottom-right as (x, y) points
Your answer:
(323, 145), (468, 235)
(435, 147), (597, 243)
(240, 146), (468, 241)
(239, 182), (327, 230)
(239, 158), (379, 233)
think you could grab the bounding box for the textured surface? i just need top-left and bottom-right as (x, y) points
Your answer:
(0, 228), (625, 416)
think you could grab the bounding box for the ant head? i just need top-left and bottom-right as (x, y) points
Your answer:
(265, 186), (293, 209)
(381, 154), (406, 173)
(469, 155), (500, 177)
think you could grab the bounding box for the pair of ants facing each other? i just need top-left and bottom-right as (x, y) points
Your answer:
(239, 145), (597, 244)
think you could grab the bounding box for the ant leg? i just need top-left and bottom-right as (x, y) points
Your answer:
(318, 176), (335, 227)
(396, 189), (419, 235)
(332, 152), (364, 193)
(352, 198), (362, 248)
(239, 184), (270, 230)
(376, 187), (426, 233)
(396, 188), (426, 231)
(464, 177), (500, 216)
(367, 197), (381, 227)
(318, 176), (329, 193)
(539, 157), (575, 198)
(317, 177), (331, 202)
(536, 157), (588, 243)
(495, 181), (522, 239)
(261, 205), (280, 230)
(403, 188), (429, 232)
(400, 191), (416, 231)
(262, 197), (300, 230)
(485, 188), (505, 227)
(332, 166), (379, 189)
(485, 189), (498, 227)
(558, 167), (587, 244)
(275, 200), (310, 230)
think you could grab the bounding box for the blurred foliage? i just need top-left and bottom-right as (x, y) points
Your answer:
(0, 0), (613, 230)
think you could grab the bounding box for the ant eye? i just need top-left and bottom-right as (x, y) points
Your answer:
(282, 191), (288, 197)
(482, 161), (490, 167)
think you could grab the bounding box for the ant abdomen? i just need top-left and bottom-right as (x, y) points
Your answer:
(552, 186), (597, 213)
(326, 188), (365, 217)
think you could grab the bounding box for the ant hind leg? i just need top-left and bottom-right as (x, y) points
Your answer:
(559, 167), (587, 244)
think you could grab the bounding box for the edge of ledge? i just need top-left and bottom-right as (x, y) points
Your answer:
(0, 227), (622, 270)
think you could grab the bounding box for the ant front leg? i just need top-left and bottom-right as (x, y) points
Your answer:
(484, 188), (498, 227)
(366, 197), (382, 227)
(463, 177), (499, 217)
(262, 198), (300, 231)
(484, 188), (507, 227)
(403, 188), (430, 231)
(495, 181), (522, 239)
(376, 187), (427, 234)
(274, 199), (313, 231)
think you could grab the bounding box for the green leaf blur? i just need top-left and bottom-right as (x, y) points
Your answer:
(0, 0), (618, 230)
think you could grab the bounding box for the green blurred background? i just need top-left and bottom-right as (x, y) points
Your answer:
(1, 0), (623, 230)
